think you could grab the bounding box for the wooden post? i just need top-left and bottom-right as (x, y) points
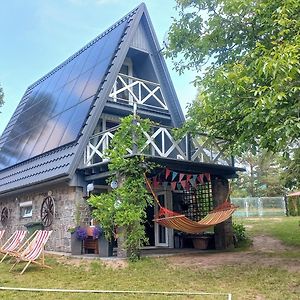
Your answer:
(211, 177), (234, 250)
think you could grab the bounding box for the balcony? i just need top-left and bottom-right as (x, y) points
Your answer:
(84, 125), (233, 168)
(109, 73), (168, 110)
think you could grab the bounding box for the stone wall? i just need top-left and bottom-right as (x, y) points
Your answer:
(0, 183), (91, 252)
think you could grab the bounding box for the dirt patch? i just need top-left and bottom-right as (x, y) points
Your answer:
(101, 259), (128, 269)
(55, 255), (128, 270)
(165, 235), (300, 272)
(252, 235), (290, 252)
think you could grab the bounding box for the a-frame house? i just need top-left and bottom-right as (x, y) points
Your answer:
(0, 3), (242, 256)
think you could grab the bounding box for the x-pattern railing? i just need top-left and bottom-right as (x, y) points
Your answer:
(109, 73), (168, 109)
(191, 136), (231, 165)
(84, 125), (231, 167)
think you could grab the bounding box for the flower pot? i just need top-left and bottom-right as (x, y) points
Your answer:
(98, 235), (113, 257)
(192, 236), (210, 250)
(71, 232), (82, 255)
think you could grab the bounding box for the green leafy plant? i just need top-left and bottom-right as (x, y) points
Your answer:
(88, 115), (155, 260)
(233, 222), (250, 247)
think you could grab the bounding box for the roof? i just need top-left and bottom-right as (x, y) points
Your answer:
(0, 3), (185, 195)
(146, 156), (244, 179)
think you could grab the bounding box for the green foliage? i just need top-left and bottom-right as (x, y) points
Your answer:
(232, 150), (285, 197)
(88, 115), (154, 260)
(287, 197), (300, 216)
(166, 0), (300, 154)
(280, 148), (300, 190)
(232, 222), (249, 247)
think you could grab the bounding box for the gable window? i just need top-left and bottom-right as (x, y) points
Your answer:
(20, 201), (33, 218)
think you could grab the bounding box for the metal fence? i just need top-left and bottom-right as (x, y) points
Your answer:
(231, 197), (286, 217)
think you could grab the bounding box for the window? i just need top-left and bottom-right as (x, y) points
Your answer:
(20, 201), (33, 218)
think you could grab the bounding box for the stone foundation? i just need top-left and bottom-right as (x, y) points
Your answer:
(0, 183), (90, 252)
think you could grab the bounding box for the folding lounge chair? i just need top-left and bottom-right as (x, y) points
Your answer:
(0, 230), (27, 263)
(10, 230), (53, 274)
(0, 230), (5, 244)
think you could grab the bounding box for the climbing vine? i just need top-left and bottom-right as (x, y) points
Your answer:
(88, 115), (154, 260)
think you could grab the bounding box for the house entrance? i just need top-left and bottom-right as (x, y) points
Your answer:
(154, 193), (169, 247)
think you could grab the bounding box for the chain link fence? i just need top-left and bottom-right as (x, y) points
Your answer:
(231, 197), (286, 217)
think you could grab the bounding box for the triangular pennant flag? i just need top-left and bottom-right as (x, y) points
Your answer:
(197, 174), (204, 185)
(171, 182), (177, 191)
(162, 181), (168, 188)
(204, 173), (211, 182)
(179, 173), (185, 182)
(165, 168), (171, 179)
(153, 176), (159, 188)
(186, 174), (192, 182)
(177, 182), (182, 190)
(181, 180), (187, 190)
(185, 181), (190, 192)
(171, 171), (178, 181)
(189, 177), (197, 188)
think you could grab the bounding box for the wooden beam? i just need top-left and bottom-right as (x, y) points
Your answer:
(85, 171), (111, 181)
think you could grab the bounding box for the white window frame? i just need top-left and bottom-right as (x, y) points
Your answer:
(20, 201), (33, 218)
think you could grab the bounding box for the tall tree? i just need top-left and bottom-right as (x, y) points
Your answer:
(232, 151), (284, 197)
(166, 0), (300, 154)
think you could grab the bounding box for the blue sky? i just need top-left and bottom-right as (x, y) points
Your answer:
(0, 0), (197, 135)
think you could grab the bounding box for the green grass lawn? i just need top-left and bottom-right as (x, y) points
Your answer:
(0, 217), (299, 300)
(235, 216), (300, 246)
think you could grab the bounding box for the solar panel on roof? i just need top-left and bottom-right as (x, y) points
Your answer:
(0, 18), (129, 170)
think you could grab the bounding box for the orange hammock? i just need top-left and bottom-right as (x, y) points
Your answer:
(145, 174), (238, 234)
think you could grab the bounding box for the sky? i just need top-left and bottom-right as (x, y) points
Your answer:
(0, 0), (198, 135)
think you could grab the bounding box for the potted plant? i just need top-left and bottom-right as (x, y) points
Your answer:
(69, 226), (88, 255)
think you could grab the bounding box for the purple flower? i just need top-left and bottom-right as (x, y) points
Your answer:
(75, 227), (88, 240)
(93, 226), (103, 239)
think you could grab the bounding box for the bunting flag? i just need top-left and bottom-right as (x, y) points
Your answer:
(186, 174), (192, 182)
(177, 182), (182, 190)
(171, 182), (177, 191)
(165, 168), (171, 179)
(171, 171), (178, 181)
(204, 173), (211, 182)
(197, 174), (204, 185)
(153, 176), (160, 188)
(181, 180), (187, 190)
(185, 181), (190, 191)
(190, 175), (197, 188)
(179, 173), (185, 182)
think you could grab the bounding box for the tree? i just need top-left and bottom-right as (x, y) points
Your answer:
(232, 151), (284, 197)
(0, 84), (4, 111)
(166, 0), (300, 154)
(280, 147), (300, 190)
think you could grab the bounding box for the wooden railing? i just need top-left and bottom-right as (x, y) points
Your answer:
(84, 125), (232, 167)
(109, 73), (168, 110)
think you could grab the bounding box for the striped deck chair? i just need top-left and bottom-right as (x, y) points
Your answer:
(0, 230), (27, 263)
(10, 230), (52, 274)
(0, 230), (5, 244)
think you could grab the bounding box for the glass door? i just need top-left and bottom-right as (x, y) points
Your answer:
(155, 193), (168, 247)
